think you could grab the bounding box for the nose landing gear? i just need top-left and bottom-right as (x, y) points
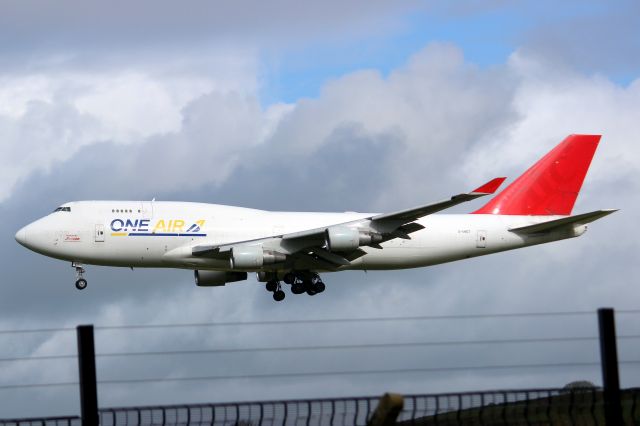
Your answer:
(73, 262), (87, 290)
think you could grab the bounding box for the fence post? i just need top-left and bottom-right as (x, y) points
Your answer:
(598, 308), (623, 426)
(77, 325), (99, 426)
(368, 393), (404, 426)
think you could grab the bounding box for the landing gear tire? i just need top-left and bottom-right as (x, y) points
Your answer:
(291, 283), (305, 294)
(283, 273), (295, 285)
(265, 280), (278, 292)
(75, 278), (87, 290)
(303, 280), (317, 296)
(273, 290), (285, 302)
(314, 282), (326, 293)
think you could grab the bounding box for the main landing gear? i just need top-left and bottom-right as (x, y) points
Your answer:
(265, 280), (286, 302)
(284, 272), (325, 296)
(261, 271), (326, 302)
(73, 262), (87, 290)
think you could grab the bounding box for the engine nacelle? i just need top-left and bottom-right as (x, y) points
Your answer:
(230, 246), (286, 269)
(325, 226), (360, 251)
(325, 226), (383, 252)
(358, 230), (384, 246)
(194, 270), (248, 287)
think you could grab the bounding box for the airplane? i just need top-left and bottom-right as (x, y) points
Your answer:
(15, 134), (616, 301)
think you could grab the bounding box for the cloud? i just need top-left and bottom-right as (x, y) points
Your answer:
(518, 0), (640, 79)
(462, 50), (640, 206)
(0, 1), (422, 53)
(0, 56), (258, 203)
(2, 43), (639, 417)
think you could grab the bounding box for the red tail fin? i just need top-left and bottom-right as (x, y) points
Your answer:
(473, 134), (601, 215)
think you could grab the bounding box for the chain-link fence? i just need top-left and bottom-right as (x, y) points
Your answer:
(2, 387), (639, 426)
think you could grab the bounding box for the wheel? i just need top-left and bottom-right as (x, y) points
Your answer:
(291, 284), (305, 294)
(314, 282), (326, 293)
(306, 289), (317, 296)
(283, 273), (295, 285)
(273, 290), (285, 302)
(75, 278), (87, 290)
(303, 279), (315, 292)
(265, 281), (278, 292)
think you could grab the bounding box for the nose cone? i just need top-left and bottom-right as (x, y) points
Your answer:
(15, 226), (28, 247)
(15, 220), (55, 256)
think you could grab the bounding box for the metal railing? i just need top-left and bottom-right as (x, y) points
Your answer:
(2, 308), (638, 425)
(99, 396), (377, 426)
(398, 388), (640, 425)
(2, 388), (639, 426)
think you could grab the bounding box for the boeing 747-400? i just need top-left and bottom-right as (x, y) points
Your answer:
(15, 134), (616, 301)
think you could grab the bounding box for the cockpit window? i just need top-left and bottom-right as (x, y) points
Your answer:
(54, 207), (71, 212)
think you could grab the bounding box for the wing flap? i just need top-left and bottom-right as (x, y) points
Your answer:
(311, 248), (351, 266)
(282, 228), (327, 241)
(509, 209), (617, 234)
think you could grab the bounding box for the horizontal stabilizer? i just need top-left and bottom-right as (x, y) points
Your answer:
(509, 209), (617, 234)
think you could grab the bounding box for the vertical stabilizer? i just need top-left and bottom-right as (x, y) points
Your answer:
(473, 134), (601, 215)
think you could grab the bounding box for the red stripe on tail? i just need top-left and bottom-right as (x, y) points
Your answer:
(473, 134), (601, 215)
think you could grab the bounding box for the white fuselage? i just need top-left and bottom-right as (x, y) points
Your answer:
(16, 201), (584, 273)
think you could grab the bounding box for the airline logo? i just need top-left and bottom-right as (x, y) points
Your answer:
(110, 218), (207, 237)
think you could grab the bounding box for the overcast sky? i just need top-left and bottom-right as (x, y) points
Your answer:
(1, 0), (639, 418)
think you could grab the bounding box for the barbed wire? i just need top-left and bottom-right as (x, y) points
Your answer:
(2, 334), (640, 363)
(1, 309), (639, 335)
(93, 309), (640, 331)
(1, 360), (639, 390)
(0, 326), (76, 335)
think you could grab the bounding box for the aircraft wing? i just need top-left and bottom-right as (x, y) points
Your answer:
(191, 177), (506, 264)
(371, 177), (506, 223)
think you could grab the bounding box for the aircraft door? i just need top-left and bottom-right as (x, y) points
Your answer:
(141, 201), (154, 219)
(95, 224), (105, 242)
(476, 230), (487, 248)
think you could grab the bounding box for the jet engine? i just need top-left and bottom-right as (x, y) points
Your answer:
(194, 270), (248, 287)
(324, 226), (383, 251)
(230, 246), (286, 269)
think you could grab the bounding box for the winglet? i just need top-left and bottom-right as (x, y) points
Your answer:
(471, 177), (507, 194)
